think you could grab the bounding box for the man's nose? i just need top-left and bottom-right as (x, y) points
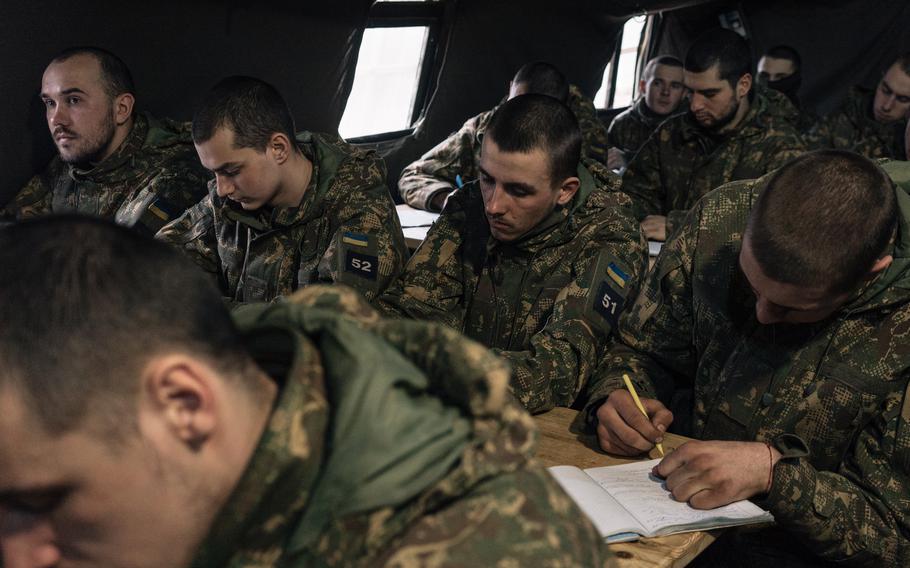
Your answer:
(881, 94), (896, 112)
(689, 94), (705, 113)
(485, 185), (507, 216)
(48, 104), (68, 128)
(215, 174), (234, 198)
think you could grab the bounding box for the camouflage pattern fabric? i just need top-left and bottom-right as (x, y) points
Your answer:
(806, 86), (906, 159)
(190, 285), (612, 568)
(1, 113), (210, 236)
(607, 98), (680, 165)
(378, 160), (647, 414)
(583, 166), (910, 567)
(621, 88), (806, 235)
(398, 84), (609, 211)
(157, 132), (407, 304)
(758, 84), (818, 136)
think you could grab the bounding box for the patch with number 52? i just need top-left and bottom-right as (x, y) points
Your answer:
(593, 279), (625, 330)
(345, 250), (378, 280)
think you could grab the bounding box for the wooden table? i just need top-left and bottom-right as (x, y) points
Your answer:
(534, 408), (717, 568)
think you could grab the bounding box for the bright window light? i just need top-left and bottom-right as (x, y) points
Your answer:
(595, 15), (647, 108)
(339, 26), (429, 138)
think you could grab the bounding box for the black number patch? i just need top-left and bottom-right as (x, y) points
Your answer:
(345, 251), (378, 280)
(594, 280), (625, 330)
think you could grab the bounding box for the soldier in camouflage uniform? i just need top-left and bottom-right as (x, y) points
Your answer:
(399, 61), (609, 211)
(806, 54), (910, 160)
(607, 55), (686, 170)
(623, 29), (806, 242)
(0, 216), (612, 568)
(157, 77), (406, 304)
(585, 151), (910, 567)
(756, 45), (817, 134)
(1, 47), (210, 235)
(379, 95), (646, 414)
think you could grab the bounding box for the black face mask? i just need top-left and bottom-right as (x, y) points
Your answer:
(758, 70), (802, 106)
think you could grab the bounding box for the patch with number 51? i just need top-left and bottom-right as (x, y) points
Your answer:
(345, 251), (378, 280)
(594, 280), (625, 329)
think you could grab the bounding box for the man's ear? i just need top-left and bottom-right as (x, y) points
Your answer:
(737, 73), (753, 99)
(113, 92), (135, 126)
(267, 132), (293, 165)
(141, 355), (218, 451)
(639, 78), (647, 96)
(555, 176), (581, 206)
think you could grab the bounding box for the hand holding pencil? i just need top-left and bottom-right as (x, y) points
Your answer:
(593, 373), (674, 456)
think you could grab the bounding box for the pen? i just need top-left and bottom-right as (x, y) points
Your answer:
(622, 373), (665, 457)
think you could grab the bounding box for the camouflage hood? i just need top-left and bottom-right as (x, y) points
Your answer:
(221, 132), (386, 233)
(193, 287), (537, 565)
(69, 112), (194, 184)
(845, 160), (910, 313)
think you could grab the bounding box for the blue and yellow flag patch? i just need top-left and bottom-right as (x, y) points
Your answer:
(341, 231), (370, 247)
(606, 262), (629, 289)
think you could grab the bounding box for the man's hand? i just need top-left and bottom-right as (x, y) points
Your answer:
(607, 147), (627, 171)
(654, 440), (782, 509)
(595, 390), (673, 456)
(641, 215), (667, 241)
(428, 189), (453, 212)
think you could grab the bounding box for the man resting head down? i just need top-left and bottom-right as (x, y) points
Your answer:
(0, 216), (608, 568)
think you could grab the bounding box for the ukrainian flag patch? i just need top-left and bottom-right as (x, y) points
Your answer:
(606, 262), (629, 289)
(342, 231), (370, 247)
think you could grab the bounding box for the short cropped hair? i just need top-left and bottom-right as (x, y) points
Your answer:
(762, 45), (802, 73)
(51, 46), (135, 98)
(746, 150), (896, 295)
(685, 28), (752, 89)
(192, 76), (297, 152)
(643, 55), (683, 81)
(485, 94), (582, 184)
(892, 52), (910, 77)
(511, 62), (570, 103)
(0, 216), (253, 438)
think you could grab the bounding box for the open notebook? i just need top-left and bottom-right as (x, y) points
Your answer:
(549, 459), (774, 543)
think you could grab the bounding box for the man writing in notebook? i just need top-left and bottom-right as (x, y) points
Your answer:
(0, 216), (609, 568)
(584, 151), (910, 567)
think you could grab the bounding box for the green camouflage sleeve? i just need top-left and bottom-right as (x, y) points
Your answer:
(319, 180), (408, 302)
(373, 197), (468, 330)
(503, 207), (648, 414)
(754, 381), (910, 566)
(582, 202), (701, 418)
(398, 112), (488, 211)
(568, 85), (609, 166)
(619, 128), (667, 220)
(155, 191), (224, 284)
(1, 170), (57, 220)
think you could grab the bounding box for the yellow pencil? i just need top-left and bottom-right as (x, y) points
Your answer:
(622, 373), (665, 457)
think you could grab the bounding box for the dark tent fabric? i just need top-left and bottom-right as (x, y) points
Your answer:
(0, 0), (372, 205)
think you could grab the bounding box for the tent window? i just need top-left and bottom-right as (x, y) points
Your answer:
(595, 15), (649, 109)
(339, 26), (430, 138)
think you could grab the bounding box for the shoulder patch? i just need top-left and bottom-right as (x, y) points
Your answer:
(344, 250), (378, 280)
(606, 261), (629, 289)
(594, 279), (625, 330)
(341, 231), (370, 247)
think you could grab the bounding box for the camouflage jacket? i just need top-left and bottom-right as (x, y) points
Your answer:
(157, 132), (407, 304)
(1, 112), (210, 235)
(607, 98), (679, 162)
(621, 89), (806, 234)
(378, 161), (647, 414)
(398, 85), (609, 211)
(584, 164), (910, 566)
(190, 286), (611, 568)
(807, 86), (906, 159)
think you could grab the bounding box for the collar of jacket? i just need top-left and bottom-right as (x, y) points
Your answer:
(632, 97), (677, 127)
(845, 85), (905, 138)
(193, 300), (505, 564)
(843, 160), (910, 314)
(68, 112), (150, 182)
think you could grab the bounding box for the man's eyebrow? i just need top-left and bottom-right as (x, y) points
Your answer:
(208, 162), (242, 174)
(0, 483), (68, 503)
(503, 181), (534, 194)
(40, 87), (88, 99)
